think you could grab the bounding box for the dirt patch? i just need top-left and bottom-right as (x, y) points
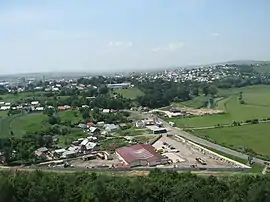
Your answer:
(155, 107), (224, 118)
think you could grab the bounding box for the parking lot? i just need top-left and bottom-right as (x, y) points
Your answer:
(152, 136), (246, 168)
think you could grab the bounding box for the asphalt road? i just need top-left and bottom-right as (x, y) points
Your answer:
(128, 110), (269, 166)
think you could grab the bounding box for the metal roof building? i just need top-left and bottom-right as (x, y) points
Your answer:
(116, 144), (163, 167)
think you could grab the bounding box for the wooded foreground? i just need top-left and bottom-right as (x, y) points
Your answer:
(0, 169), (270, 202)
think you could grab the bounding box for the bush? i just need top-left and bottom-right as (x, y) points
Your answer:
(240, 100), (245, 104)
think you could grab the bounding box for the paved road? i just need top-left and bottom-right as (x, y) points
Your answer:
(128, 110), (269, 166)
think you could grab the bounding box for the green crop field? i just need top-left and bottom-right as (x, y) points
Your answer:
(168, 85), (270, 128)
(114, 87), (144, 99)
(193, 122), (270, 159)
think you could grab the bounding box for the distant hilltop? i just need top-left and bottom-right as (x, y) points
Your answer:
(0, 60), (269, 79)
(212, 60), (270, 65)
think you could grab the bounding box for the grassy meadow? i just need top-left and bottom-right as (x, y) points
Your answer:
(193, 122), (270, 159)
(114, 87), (144, 99)
(171, 96), (207, 108)
(169, 85), (270, 128)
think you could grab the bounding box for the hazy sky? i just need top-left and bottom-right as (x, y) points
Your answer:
(0, 0), (270, 74)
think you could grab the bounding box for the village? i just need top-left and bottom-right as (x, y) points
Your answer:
(31, 113), (250, 171)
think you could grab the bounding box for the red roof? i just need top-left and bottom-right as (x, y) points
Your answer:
(87, 122), (94, 126)
(58, 106), (66, 110)
(116, 144), (161, 164)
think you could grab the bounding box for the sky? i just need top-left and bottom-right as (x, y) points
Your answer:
(0, 0), (270, 75)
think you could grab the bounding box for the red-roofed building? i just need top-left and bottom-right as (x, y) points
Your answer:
(58, 106), (66, 111)
(116, 144), (164, 167)
(87, 122), (94, 127)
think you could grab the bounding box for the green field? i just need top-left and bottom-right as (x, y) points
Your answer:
(172, 96), (207, 108)
(0, 113), (48, 137)
(10, 113), (48, 136)
(59, 110), (84, 124)
(193, 122), (270, 159)
(100, 138), (131, 151)
(169, 85), (270, 128)
(114, 87), (144, 99)
(58, 128), (87, 147)
(0, 91), (46, 103)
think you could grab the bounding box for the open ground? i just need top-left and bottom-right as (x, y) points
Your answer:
(114, 87), (144, 99)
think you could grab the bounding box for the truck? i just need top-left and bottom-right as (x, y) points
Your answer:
(195, 157), (207, 165)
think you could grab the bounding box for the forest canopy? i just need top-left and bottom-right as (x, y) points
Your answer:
(0, 170), (270, 202)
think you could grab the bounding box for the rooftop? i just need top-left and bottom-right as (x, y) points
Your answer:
(116, 144), (162, 164)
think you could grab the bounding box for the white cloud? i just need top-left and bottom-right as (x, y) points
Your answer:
(211, 32), (220, 37)
(152, 42), (184, 52)
(109, 41), (133, 47)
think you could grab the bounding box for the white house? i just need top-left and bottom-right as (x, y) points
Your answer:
(31, 101), (39, 105)
(35, 107), (44, 111)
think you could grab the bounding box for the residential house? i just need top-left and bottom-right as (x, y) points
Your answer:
(58, 106), (66, 111)
(31, 101), (39, 105)
(89, 127), (100, 136)
(0, 106), (10, 111)
(87, 136), (98, 142)
(96, 121), (105, 127)
(35, 147), (49, 158)
(78, 123), (87, 129)
(85, 142), (97, 151)
(52, 87), (60, 92)
(102, 109), (110, 113)
(142, 119), (155, 126)
(80, 138), (97, 152)
(64, 105), (71, 110)
(87, 122), (94, 127)
(35, 107), (44, 111)
(54, 148), (66, 158)
(61, 150), (77, 158)
(104, 124), (119, 133)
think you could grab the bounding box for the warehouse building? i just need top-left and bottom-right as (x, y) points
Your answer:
(116, 144), (166, 167)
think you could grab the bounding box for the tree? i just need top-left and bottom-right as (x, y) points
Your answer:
(48, 115), (60, 125)
(208, 85), (218, 96)
(99, 85), (109, 95)
(191, 86), (199, 96)
(202, 85), (209, 96)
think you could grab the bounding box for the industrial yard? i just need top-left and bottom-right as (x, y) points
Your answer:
(36, 131), (249, 171)
(152, 135), (249, 169)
